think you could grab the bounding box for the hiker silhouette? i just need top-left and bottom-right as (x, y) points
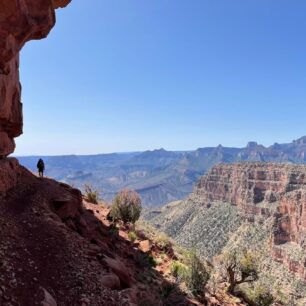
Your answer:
(37, 158), (45, 178)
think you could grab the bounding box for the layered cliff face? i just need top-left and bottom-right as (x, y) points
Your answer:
(196, 162), (306, 206)
(0, 0), (71, 156)
(196, 163), (306, 252)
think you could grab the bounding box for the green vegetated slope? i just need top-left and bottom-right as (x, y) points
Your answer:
(223, 219), (306, 306)
(147, 196), (243, 260)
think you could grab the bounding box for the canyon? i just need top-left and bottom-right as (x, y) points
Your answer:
(1, 0), (306, 305)
(0, 1), (244, 305)
(18, 135), (306, 206)
(145, 162), (306, 304)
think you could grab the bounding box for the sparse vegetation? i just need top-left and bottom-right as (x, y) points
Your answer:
(148, 199), (243, 260)
(244, 283), (274, 306)
(185, 251), (209, 295)
(170, 261), (188, 282)
(110, 189), (142, 224)
(169, 252), (209, 296)
(218, 249), (258, 294)
(127, 231), (137, 242)
(154, 232), (172, 251)
(84, 184), (100, 204)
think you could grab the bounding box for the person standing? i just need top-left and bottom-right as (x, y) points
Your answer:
(37, 158), (45, 178)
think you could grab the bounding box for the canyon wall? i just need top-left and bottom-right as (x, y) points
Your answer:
(195, 162), (306, 279)
(196, 162), (306, 206)
(0, 0), (71, 156)
(196, 163), (306, 244)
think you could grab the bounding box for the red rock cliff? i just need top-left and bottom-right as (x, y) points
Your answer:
(0, 0), (71, 156)
(196, 162), (306, 206)
(196, 162), (306, 279)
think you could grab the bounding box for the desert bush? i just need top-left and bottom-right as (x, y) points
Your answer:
(128, 231), (137, 242)
(110, 189), (142, 224)
(245, 284), (274, 306)
(185, 251), (209, 295)
(170, 261), (188, 282)
(84, 184), (100, 204)
(218, 249), (258, 294)
(155, 233), (172, 251)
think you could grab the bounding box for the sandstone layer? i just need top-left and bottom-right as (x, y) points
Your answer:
(196, 162), (306, 206)
(0, 0), (71, 156)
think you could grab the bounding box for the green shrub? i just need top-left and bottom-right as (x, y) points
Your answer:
(128, 231), (137, 242)
(170, 253), (209, 296)
(184, 251), (209, 295)
(218, 249), (258, 294)
(170, 261), (188, 281)
(245, 284), (274, 306)
(110, 189), (142, 224)
(84, 184), (99, 204)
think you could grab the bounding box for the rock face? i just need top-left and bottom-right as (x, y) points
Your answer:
(197, 163), (306, 249)
(275, 189), (306, 247)
(0, 0), (71, 156)
(196, 162), (306, 206)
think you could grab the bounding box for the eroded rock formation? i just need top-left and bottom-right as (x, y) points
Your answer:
(196, 162), (306, 206)
(0, 0), (71, 156)
(276, 190), (306, 247)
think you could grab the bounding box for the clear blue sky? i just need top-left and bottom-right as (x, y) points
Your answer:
(15, 0), (306, 155)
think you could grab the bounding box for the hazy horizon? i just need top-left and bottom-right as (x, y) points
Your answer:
(13, 134), (306, 156)
(15, 0), (306, 155)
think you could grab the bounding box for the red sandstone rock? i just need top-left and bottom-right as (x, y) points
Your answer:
(196, 162), (306, 207)
(103, 256), (133, 288)
(139, 239), (152, 253)
(0, 0), (71, 156)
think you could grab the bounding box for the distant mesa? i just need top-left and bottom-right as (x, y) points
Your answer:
(294, 136), (306, 145)
(246, 141), (258, 148)
(18, 135), (306, 207)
